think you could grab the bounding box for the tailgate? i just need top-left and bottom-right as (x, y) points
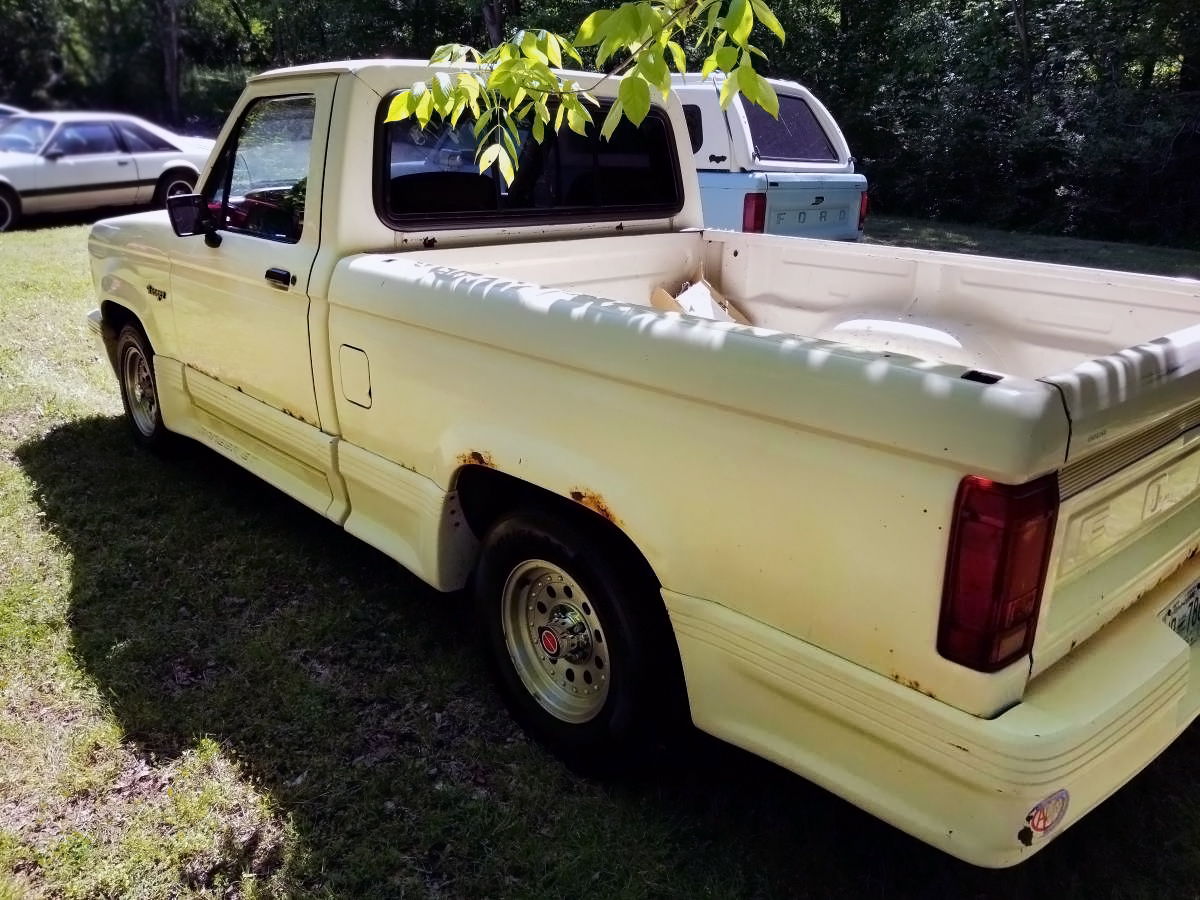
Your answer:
(1033, 323), (1200, 674)
(762, 174), (866, 240)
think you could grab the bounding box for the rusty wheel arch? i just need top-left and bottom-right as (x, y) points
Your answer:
(454, 464), (660, 591)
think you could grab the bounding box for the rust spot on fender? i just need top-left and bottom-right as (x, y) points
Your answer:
(889, 673), (937, 701)
(457, 450), (495, 468)
(569, 489), (622, 527)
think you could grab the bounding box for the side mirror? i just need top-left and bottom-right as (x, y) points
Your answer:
(43, 148), (64, 162)
(167, 193), (222, 246)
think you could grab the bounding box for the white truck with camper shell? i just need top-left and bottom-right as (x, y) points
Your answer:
(671, 72), (868, 240)
(87, 58), (1200, 868)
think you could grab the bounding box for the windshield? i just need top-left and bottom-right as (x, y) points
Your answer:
(0, 117), (55, 154)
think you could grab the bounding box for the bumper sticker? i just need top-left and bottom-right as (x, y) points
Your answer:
(1018, 789), (1070, 846)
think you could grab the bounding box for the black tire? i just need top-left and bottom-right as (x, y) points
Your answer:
(0, 185), (21, 232)
(116, 324), (170, 451)
(153, 169), (196, 208)
(475, 509), (685, 775)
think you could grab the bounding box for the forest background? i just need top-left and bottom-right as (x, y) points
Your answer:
(2, 0), (1197, 247)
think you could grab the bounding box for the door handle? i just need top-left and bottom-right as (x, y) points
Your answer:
(265, 267), (295, 288)
(117, 160), (131, 166)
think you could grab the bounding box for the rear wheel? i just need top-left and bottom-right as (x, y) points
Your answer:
(475, 510), (683, 774)
(153, 169), (196, 207)
(116, 324), (170, 451)
(0, 186), (21, 232)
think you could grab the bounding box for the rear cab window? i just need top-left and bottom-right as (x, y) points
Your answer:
(375, 99), (684, 229)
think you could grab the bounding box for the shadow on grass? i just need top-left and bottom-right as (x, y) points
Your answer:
(16, 415), (1200, 898)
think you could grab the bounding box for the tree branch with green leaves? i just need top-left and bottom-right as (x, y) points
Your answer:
(384, 0), (785, 183)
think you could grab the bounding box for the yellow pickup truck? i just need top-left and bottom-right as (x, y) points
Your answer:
(87, 58), (1200, 867)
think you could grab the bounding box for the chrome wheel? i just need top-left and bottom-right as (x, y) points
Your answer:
(121, 338), (158, 438)
(155, 171), (196, 207)
(165, 177), (193, 199)
(501, 558), (610, 724)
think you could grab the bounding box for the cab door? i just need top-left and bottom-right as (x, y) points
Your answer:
(169, 80), (334, 430)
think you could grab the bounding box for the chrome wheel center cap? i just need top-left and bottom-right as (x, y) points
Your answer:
(541, 604), (592, 663)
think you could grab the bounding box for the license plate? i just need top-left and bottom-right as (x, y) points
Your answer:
(1162, 580), (1200, 644)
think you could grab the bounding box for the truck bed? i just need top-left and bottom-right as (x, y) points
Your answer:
(406, 230), (1200, 382)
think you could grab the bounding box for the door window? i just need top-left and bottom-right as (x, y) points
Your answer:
(48, 122), (122, 156)
(203, 94), (315, 243)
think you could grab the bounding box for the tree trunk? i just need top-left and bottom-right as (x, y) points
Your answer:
(482, 0), (505, 46)
(159, 0), (182, 126)
(1010, 0), (1032, 104)
(1181, 4), (1200, 92)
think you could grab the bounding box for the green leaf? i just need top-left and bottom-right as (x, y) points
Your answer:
(705, 1), (721, 31)
(600, 97), (626, 140)
(715, 45), (738, 71)
(566, 101), (589, 135)
(542, 32), (563, 68)
(596, 35), (622, 68)
(619, 76), (652, 125)
(415, 86), (435, 127)
(385, 90), (414, 122)
(667, 40), (687, 74)
(554, 104), (566, 133)
(575, 10), (612, 47)
(456, 73), (483, 102)
(478, 143), (502, 173)
(431, 72), (453, 105)
(561, 40), (584, 65)
(726, 0), (753, 47)
(500, 123), (520, 161)
(749, 0), (785, 43)
(637, 4), (664, 37)
(638, 49), (670, 95)
(717, 66), (741, 109)
(520, 30), (549, 64)
(497, 148), (515, 186)
(533, 116), (545, 142)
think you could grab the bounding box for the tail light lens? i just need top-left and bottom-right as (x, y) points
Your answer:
(938, 473), (1059, 672)
(742, 193), (766, 232)
(858, 191), (869, 231)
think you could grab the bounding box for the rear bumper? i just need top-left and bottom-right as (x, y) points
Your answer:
(664, 555), (1200, 867)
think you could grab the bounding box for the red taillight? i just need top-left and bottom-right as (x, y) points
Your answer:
(857, 191), (869, 231)
(938, 473), (1059, 672)
(742, 193), (766, 232)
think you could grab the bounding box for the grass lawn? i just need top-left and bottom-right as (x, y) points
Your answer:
(2, 217), (1200, 898)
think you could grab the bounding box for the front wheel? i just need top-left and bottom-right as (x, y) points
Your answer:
(475, 511), (684, 774)
(116, 324), (170, 451)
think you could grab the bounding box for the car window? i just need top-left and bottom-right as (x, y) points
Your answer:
(682, 104), (704, 154)
(742, 95), (838, 162)
(48, 122), (122, 156)
(379, 101), (683, 226)
(203, 94), (315, 244)
(115, 121), (178, 153)
(0, 116), (55, 153)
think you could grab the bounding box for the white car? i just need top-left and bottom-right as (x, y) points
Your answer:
(0, 112), (214, 231)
